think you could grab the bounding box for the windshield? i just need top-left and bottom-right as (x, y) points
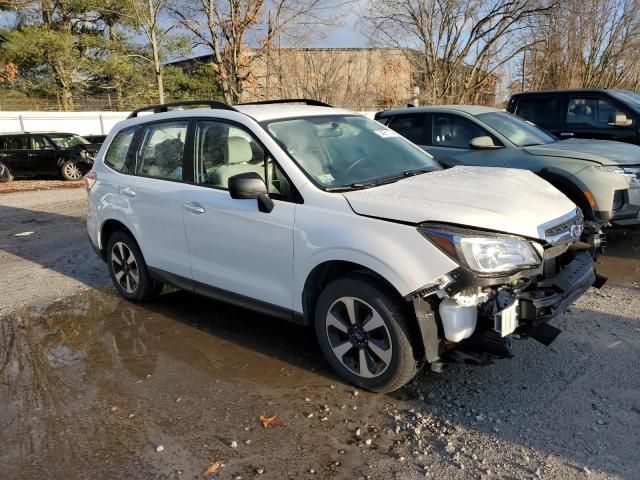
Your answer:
(476, 111), (556, 147)
(48, 134), (90, 149)
(264, 115), (440, 190)
(610, 89), (640, 111)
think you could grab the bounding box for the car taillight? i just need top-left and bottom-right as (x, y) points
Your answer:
(84, 171), (97, 191)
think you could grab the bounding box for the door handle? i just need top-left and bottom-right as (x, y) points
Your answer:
(121, 187), (136, 197)
(183, 202), (205, 214)
(559, 132), (574, 137)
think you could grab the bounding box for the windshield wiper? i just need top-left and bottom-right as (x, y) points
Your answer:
(325, 182), (377, 192)
(326, 168), (433, 192)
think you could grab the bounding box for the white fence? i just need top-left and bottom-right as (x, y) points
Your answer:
(0, 109), (378, 136)
(0, 111), (130, 135)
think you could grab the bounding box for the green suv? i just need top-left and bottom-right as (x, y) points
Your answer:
(375, 106), (640, 227)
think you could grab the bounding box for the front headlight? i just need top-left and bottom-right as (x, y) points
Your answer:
(597, 166), (640, 187)
(419, 225), (541, 275)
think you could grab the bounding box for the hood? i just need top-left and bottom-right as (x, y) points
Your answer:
(343, 166), (575, 240)
(524, 139), (640, 166)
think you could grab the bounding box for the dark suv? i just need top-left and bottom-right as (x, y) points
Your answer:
(0, 132), (96, 182)
(507, 89), (640, 144)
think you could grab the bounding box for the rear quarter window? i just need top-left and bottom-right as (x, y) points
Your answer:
(104, 127), (136, 173)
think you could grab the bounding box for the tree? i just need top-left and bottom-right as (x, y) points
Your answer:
(363, 0), (555, 105)
(169, 0), (343, 103)
(514, 0), (640, 93)
(126, 0), (168, 103)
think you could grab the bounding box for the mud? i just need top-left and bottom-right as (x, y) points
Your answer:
(1, 189), (639, 480)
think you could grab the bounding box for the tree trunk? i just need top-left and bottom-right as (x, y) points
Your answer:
(148, 0), (165, 103)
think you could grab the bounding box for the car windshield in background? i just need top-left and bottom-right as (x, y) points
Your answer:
(476, 111), (556, 147)
(610, 89), (640, 111)
(48, 134), (90, 149)
(264, 115), (440, 190)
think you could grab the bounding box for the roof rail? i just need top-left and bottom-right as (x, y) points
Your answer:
(127, 100), (238, 118)
(238, 98), (333, 108)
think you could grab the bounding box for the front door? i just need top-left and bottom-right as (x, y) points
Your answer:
(181, 119), (296, 311)
(424, 113), (506, 168)
(564, 95), (637, 143)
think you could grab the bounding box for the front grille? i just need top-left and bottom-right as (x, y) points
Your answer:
(538, 209), (583, 245)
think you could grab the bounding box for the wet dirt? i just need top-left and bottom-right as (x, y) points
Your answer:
(597, 228), (640, 285)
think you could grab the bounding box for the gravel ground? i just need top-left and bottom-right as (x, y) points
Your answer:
(0, 179), (84, 195)
(0, 188), (639, 480)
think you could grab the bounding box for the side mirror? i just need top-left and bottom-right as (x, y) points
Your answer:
(608, 112), (632, 127)
(470, 136), (500, 149)
(228, 172), (274, 213)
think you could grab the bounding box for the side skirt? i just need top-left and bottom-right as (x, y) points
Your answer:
(147, 267), (306, 326)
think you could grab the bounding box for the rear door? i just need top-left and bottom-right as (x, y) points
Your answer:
(121, 119), (193, 279)
(28, 135), (59, 174)
(511, 94), (563, 136)
(423, 113), (506, 168)
(564, 93), (636, 142)
(181, 118), (296, 311)
(2, 135), (30, 175)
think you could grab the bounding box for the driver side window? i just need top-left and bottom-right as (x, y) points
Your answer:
(194, 120), (292, 199)
(431, 114), (488, 149)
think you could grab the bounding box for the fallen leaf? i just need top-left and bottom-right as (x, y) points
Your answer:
(202, 461), (222, 475)
(259, 414), (283, 428)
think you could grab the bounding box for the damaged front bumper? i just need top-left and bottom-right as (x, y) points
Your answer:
(413, 249), (606, 368)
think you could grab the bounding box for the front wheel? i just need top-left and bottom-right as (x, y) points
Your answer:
(106, 231), (163, 301)
(61, 160), (83, 181)
(314, 273), (420, 393)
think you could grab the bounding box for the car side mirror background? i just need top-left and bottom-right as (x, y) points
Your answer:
(469, 136), (501, 149)
(228, 172), (274, 213)
(608, 112), (632, 128)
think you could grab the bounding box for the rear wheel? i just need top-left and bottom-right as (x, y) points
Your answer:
(314, 273), (419, 393)
(61, 160), (83, 181)
(106, 231), (163, 301)
(0, 162), (13, 182)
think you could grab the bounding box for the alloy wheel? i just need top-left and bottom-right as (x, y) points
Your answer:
(111, 242), (140, 294)
(325, 296), (393, 378)
(64, 162), (82, 180)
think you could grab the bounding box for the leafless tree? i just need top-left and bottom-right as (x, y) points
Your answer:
(128, 0), (167, 103)
(363, 0), (556, 105)
(169, 0), (344, 103)
(514, 0), (640, 93)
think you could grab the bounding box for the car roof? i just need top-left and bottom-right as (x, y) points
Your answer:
(377, 105), (501, 117)
(122, 104), (356, 128)
(510, 88), (632, 97)
(235, 104), (354, 121)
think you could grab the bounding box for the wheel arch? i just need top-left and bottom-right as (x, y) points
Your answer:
(537, 170), (596, 220)
(99, 218), (138, 258)
(301, 260), (413, 324)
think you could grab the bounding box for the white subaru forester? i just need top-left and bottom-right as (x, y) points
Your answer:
(86, 100), (605, 392)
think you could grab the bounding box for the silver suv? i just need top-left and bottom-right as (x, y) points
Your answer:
(87, 100), (605, 392)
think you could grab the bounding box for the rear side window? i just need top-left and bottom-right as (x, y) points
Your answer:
(515, 96), (561, 125)
(387, 114), (428, 144)
(136, 121), (188, 181)
(6, 136), (28, 150)
(104, 127), (136, 173)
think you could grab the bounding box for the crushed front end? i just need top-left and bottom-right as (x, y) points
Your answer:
(412, 209), (607, 368)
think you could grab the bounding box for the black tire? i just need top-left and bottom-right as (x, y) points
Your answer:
(106, 230), (163, 302)
(314, 273), (420, 393)
(61, 159), (83, 181)
(0, 162), (13, 182)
